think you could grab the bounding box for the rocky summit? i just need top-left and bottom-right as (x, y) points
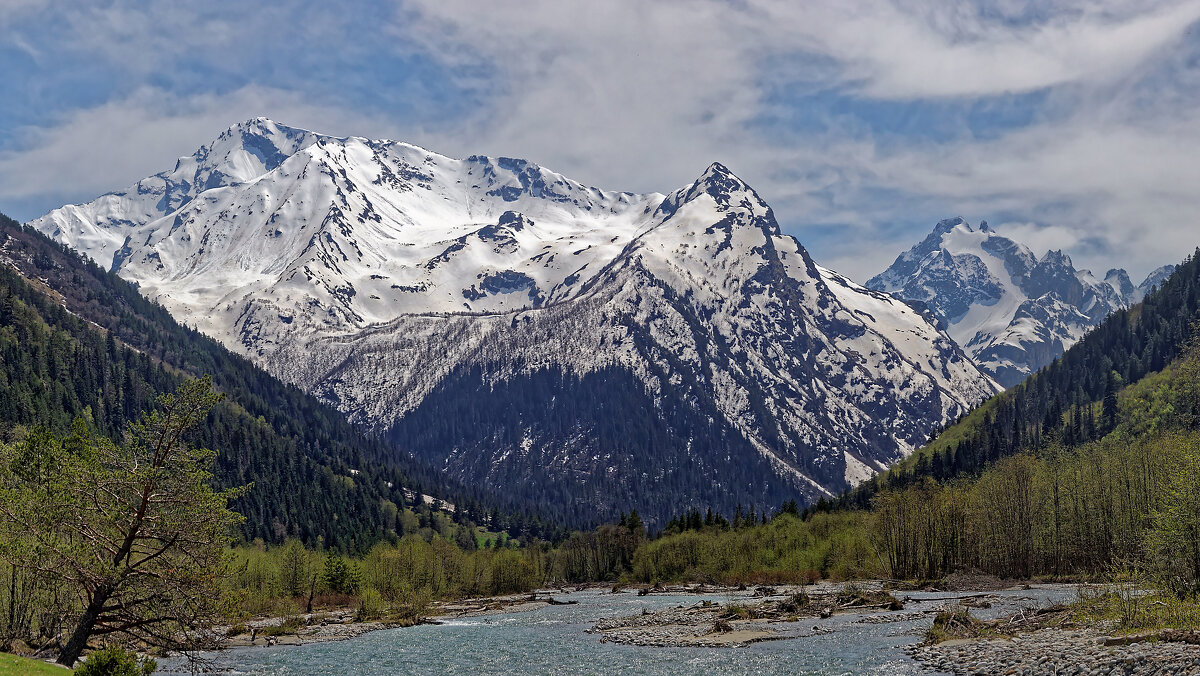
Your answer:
(868, 218), (1174, 388)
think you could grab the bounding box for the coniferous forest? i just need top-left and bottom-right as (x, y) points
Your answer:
(0, 214), (562, 551)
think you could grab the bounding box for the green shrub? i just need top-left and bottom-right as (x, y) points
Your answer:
(356, 586), (386, 621)
(74, 646), (156, 676)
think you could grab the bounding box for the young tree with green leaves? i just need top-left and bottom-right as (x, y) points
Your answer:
(0, 377), (247, 667)
(1148, 433), (1200, 597)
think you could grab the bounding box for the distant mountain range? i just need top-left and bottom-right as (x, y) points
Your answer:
(868, 218), (1173, 388)
(29, 118), (997, 521)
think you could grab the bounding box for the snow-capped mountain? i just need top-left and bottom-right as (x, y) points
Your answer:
(868, 218), (1173, 388)
(30, 118), (998, 520)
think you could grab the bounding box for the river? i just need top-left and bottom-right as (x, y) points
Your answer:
(157, 585), (1079, 675)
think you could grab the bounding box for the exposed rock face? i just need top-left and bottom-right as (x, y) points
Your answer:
(869, 218), (1173, 388)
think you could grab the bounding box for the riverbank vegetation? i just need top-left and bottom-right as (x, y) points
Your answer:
(216, 508), (874, 627)
(0, 379), (244, 667)
(867, 344), (1200, 590)
(226, 536), (546, 623)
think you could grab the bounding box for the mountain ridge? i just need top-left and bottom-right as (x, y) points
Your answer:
(28, 118), (999, 521)
(868, 217), (1173, 387)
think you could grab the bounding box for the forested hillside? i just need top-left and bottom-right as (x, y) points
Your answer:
(842, 247), (1200, 508)
(730, 248), (1200, 591)
(0, 214), (560, 550)
(618, 313), (1200, 591)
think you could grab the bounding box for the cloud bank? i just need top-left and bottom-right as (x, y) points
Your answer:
(2, 0), (1200, 281)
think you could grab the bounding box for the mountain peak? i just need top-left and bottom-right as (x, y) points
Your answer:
(240, 115), (276, 127)
(656, 162), (763, 218)
(869, 218), (1167, 387)
(692, 161), (752, 196)
(1133, 264), (1177, 302)
(1104, 268), (1136, 300)
(223, 116), (309, 139)
(26, 119), (1000, 512)
(933, 217), (970, 236)
(701, 161), (735, 178)
(694, 162), (759, 202)
(1042, 249), (1073, 268)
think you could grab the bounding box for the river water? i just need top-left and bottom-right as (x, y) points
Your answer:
(157, 586), (1078, 675)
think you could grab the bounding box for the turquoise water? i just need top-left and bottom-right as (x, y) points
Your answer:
(158, 587), (1074, 675)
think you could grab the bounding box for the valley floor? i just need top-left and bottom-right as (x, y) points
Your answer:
(212, 580), (1200, 675)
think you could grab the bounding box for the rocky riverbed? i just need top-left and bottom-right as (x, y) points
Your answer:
(907, 627), (1200, 675)
(221, 610), (397, 648)
(590, 583), (896, 647)
(592, 581), (1200, 675)
(590, 601), (789, 647)
(202, 581), (1200, 676)
(168, 583), (1200, 675)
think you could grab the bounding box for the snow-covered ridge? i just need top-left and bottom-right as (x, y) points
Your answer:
(869, 218), (1173, 388)
(29, 118), (999, 510)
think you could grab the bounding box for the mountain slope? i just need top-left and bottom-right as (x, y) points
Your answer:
(28, 119), (998, 521)
(843, 246), (1200, 509)
(0, 214), (557, 548)
(868, 218), (1173, 387)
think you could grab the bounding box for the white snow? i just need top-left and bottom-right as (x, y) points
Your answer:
(938, 224), (1029, 349)
(843, 451), (877, 486)
(870, 219), (1152, 387)
(28, 119), (1000, 497)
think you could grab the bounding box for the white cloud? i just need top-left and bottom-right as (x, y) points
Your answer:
(989, 222), (1083, 258)
(0, 0), (49, 24)
(767, 1), (1200, 99)
(389, 0), (1200, 282)
(5, 0), (1200, 283)
(0, 85), (404, 204)
(827, 102), (1200, 278)
(393, 0), (770, 195)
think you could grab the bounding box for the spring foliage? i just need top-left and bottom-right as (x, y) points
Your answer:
(0, 378), (244, 666)
(866, 344), (1200, 593)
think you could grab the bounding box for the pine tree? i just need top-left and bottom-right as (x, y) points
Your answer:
(279, 539), (311, 598)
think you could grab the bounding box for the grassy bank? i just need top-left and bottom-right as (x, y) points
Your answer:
(0, 653), (66, 675)
(1073, 587), (1200, 634)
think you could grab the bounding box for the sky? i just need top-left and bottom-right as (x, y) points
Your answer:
(2, 1), (1200, 282)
